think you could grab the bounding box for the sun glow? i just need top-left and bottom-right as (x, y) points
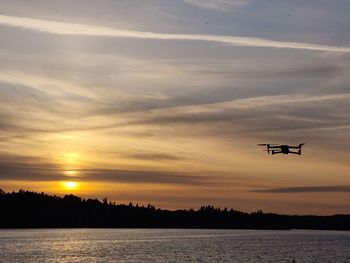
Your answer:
(64, 170), (77, 176)
(63, 181), (78, 190)
(64, 152), (80, 165)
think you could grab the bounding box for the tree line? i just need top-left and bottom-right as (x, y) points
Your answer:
(0, 189), (349, 229)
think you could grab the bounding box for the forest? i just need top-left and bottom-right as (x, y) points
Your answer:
(0, 189), (349, 230)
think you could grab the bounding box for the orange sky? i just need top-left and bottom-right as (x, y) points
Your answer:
(0, 1), (350, 215)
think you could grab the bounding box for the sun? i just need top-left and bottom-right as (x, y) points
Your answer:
(63, 181), (78, 190)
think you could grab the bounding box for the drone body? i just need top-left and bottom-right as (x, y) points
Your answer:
(258, 143), (305, 155)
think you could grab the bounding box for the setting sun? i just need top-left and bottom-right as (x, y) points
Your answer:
(63, 181), (78, 190)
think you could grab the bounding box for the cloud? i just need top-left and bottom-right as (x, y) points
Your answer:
(0, 155), (62, 181)
(133, 93), (350, 128)
(78, 169), (210, 185)
(124, 152), (184, 161)
(1, 14), (350, 52)
(118, 92), (350, 157)
(0, 154), (211, 186)
(254, 186), (350, 193)
(183, 0), (252, 11)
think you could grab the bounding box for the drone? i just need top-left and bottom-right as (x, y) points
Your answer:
(258, 143), (305, 155)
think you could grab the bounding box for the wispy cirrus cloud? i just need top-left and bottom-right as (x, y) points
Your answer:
(134, 93), (350, 126)
(183, 0), (252, 11)
(0, 154), (211, 186)
(254, 186), (350, 193)
(124, 152), (185, 161)
(1, 14), (350, 52)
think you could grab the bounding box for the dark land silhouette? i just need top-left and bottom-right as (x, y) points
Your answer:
(0, 189), (349, 229)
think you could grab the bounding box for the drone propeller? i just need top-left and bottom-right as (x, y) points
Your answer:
(257, 143), (278, 146)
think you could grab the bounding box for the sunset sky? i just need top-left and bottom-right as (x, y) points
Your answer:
(0, 0), (349, 215)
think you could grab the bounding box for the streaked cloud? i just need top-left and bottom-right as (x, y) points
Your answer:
(132, 93), (350, 129)
(183, 0), (252, 11)
(124, 152), (185, 161)
(0, 154), (211, 186)
(254, 186), (350, 193)
(1, 14), (350, 52)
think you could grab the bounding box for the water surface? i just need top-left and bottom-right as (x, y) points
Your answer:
(0, 229), (349, 262)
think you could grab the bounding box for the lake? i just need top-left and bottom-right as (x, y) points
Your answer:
(0, 229), (349, 262)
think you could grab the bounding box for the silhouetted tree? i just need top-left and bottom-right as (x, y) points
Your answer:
(0, 189), (349, 230)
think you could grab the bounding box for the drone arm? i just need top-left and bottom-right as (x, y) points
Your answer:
(289, 150), (301, 155)
(289, 145), (305, 149)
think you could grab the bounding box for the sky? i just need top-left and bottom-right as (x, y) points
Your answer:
(0, 0), (349, 215)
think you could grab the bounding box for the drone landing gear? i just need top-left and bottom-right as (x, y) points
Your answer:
(271, 150), (282, 155)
